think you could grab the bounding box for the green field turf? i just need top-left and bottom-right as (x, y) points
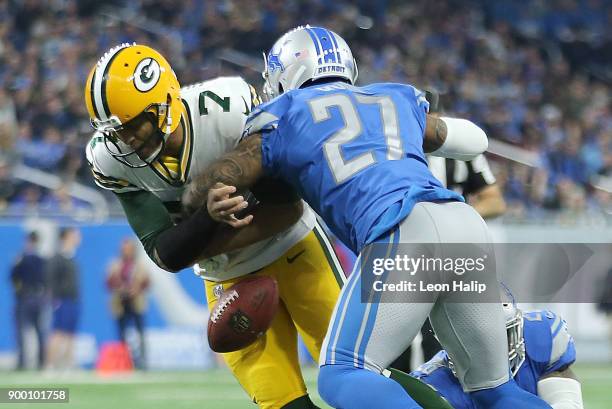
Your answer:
(0, 364), (609, 408)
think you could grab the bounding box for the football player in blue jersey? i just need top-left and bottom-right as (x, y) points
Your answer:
(412, 300), (584, 409)
(183, 26), (553, 409)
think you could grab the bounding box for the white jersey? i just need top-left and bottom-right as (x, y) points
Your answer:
(86, 76), (315, 281)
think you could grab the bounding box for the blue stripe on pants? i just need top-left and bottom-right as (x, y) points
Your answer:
(354, 230), (400, 368)
(325, 227), (399, 367)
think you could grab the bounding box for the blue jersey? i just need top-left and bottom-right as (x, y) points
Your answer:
(411, 310), (576, 409)
(245, 81), (463, 253)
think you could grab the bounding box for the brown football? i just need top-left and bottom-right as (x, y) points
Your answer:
(207, 275), (279, 353)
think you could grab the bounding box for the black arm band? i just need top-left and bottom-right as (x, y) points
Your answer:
(154, 207), (217, 272)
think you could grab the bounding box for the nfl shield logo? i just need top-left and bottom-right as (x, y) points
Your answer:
(230, 311), (251, 333)
(213, 284), (224, 299)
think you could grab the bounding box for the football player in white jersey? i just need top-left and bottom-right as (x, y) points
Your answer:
(84, 43), (344, 409)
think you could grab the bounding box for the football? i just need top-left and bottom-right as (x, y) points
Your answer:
(207, 275), (279, 353)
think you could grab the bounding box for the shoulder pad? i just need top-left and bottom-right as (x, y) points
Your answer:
(243, 93), (292, 137)
(182, 77), (255, 149)
(85, 133), (138, 193)
(523, 310), (575, 370)
(181, 76), (252, 108)
(545, 311), (574, 369)
(364, 82), (430, 112)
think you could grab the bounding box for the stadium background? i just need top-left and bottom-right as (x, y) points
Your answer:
(0, 0), (609, 408)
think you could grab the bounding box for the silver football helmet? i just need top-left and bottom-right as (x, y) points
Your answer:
(262, 25), (358, 100)
(501, 285), (526, 376)
(447, 285), (526, 378)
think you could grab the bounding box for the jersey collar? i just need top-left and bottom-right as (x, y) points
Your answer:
(150, 99), (194, 186)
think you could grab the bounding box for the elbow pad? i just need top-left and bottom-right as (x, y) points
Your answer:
(430, 117), (488, 161)
(537, 377), (584, 409)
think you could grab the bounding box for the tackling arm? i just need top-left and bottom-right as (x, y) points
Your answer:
(182, 133), (305, 249)
(183, 134), (303, 239)
(182, 134), (265, 216)
(118, 183), (301, 272)
(537, 368), (584, 409)
(118, 134), (301, 271)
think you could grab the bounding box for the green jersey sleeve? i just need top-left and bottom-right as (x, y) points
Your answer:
(116, 190), (174, 266)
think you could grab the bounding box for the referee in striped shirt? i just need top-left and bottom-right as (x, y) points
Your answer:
(428, 153), (506, 219)
(425, 89), (506, 219)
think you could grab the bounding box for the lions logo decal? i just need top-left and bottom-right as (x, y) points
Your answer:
(134, 58), (161, 92)
(267, 51), (284, 72)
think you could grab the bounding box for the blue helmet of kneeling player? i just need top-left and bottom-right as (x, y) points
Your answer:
(262, 25), (358, 100)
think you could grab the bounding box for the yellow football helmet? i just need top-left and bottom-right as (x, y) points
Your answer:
(84, 43), (181, 167)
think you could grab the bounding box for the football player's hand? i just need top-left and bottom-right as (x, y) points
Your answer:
(207, 183), (253, 228)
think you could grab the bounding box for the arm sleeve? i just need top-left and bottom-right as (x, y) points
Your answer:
(115, 190), (174, 260)
(116, 191), (217, 272)
(430, 117), (488, 161)
(537, 377), (584, 409)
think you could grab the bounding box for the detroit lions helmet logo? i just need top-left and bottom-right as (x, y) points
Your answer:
(267, 51), (284, 72)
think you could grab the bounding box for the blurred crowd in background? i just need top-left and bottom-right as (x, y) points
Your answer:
(0, 0), (609, 221)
